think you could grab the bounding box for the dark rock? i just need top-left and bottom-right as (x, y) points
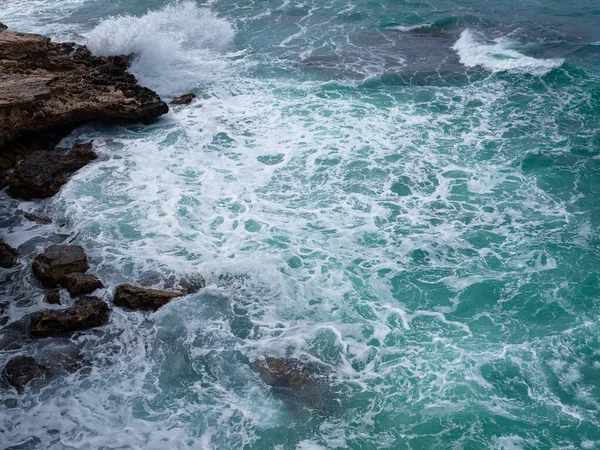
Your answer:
(24, 212), (52, 224)
(114, 284), (182, 311)
(254, 357), (326, 390)
(45, 289), (61, 305)
(0, 26), (168, 150)
(171, 93), (196, 105)
(29, 296), (110, 338)
(137, 271), (206, 295)
(61, 273), (103, 296)
(0, 239), (19, 268)
(8, 142), (97, 199)
(3, 356), (48, 391)
(32, 244), (88, 287)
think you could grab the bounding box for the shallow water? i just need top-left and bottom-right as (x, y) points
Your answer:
(1, 0), (600, 448)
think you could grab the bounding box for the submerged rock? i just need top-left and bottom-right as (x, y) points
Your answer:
(2, 356), (48, 391)
(171, 93), (196, 105)
(113, 284), (182, 311)
(8, 142), (97, 199)
(0, 26), (168, 149)
(32, 244), (88, 287)
(0, 239), (19, 268)
(23, 212), (52, 224)
(254, 357), (327, 390)
(62, 273), (103, 296)
(29, 296), (110, 338)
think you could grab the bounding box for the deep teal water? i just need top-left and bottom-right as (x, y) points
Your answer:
(1, 0), (600, 448)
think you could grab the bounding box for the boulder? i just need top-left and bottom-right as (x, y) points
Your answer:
(113, 284), (182, 311)
(62, 273), (103, 296)
(29, 297), (109, 338)
(24, 212), (52, 224)
(45, 289), (61, 305)
(171, 93), (196, 105)
(32, 245), (88, 287)
(2, 356), (48, 391)
(0, 239), (19, 268)
(8, 142), (97, 199)
(254, 357), (324, 390)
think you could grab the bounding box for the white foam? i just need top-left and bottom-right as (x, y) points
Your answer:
(85, 1), (235, 95)
(452, 29), (564, 75)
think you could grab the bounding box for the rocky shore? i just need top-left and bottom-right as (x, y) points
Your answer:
(0, 24), (326, 397)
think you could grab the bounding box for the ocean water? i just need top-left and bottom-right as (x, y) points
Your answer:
(1, 0), (600, 448)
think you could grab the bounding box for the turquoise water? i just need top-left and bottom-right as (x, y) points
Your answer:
(1, 0), (600, 448)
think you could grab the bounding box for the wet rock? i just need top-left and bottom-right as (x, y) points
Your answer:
(0, 26), (168, 150)
(137, 271), (206, 295)
(29, 297), (110, 338)
(0, 239), (19, 268)
(2, 356), (48, 391)
(254, 357), (326, 390)
(23, 212), (52, 224)
(32, 244), (88, 287)
(113, 284), (182, 311)
(62, 273), (103, 296)
(171, 93), (196, 105)
(7, 142), (97, 199)
(45, 289), (61, 305)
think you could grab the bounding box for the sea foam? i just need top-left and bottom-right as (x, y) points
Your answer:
(452, 29), (564, 76)
(86, 1), (235, 94)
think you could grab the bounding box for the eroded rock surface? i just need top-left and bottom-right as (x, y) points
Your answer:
(29, 297), (110, 338)
(0, 25), (168, 148)
(8, 142), (97, 199)
(62, 273), (103, 296)
(171, 93), (196, 105)
(113, 284), (182, 311)
(0, 239), (19, 268)
(32, 245), (88, 287)
(2, 356), (48, 391)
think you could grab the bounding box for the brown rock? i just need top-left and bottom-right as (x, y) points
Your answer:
(0, 26), (168, 149)
(32, 244), (88, 287)
(24, 212), (52, 224)
(3, 356), (48, 391)
(62, 273), (103, 296)
(8, 142), (97, 199)
(45, 289), (61, 304)
(254, 357), (322, 390)
(29, 296), (110, 338)
(114, 284), (182, 311)
(171, 93), (196, 105)
(0, 239), (19, 268)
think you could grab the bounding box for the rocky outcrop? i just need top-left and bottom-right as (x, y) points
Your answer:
(24, 212), (52, 224)
(171, 93), (196, 105)
(29, 296), (110, 338)
(113, 284), (182, 311)
(0, 25), (168, 149)
(32, 245), (88, 287)
(2, 356), (48, 391)
(8, 142), (97, 199)
(0, 239), (19, 268)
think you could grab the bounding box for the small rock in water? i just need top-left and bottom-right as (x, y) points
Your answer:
(254, 357), (326, 390)
(61, 273), (103, 296)
(113, 284), (182, 311)
(2, 356), (48, 391)
(32, 245), (88, 287)
(171, 93), (196, 105)
(0, 239), (19, 268)
(45, 289), (61, 305)
(7, 143), (97, 199)
(29, 297), (110, 338)
(24, 212), (52, 224)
